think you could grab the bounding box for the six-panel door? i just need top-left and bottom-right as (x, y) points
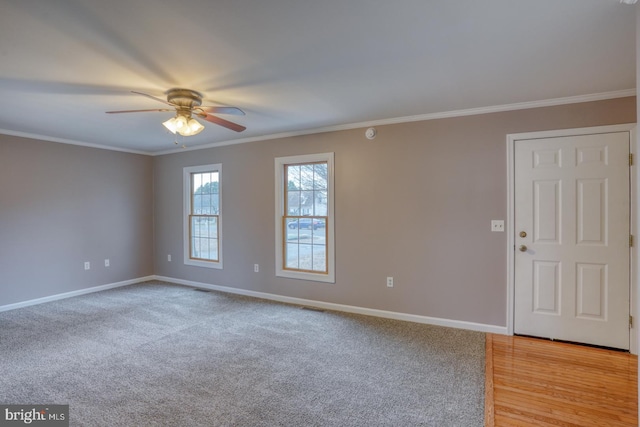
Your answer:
(514, 132), (630, 350)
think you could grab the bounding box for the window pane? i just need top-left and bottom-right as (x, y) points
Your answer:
(287, 191), (300, 215)
(299, 191), (314, 216)
(298, 226), (311, 245)
(312, 244), (326, 272)
(191, 216), (218, 261)
(192, 172), (220, 215)
(193, 173), (201, 195)
(191, 237), (201, 259)
(286, 218), (298, 236)
(298, 244), (313, 270)
(314, 163), (327, 190)
(210, 217), (218, 239)
(193, 217), (201, 239)
(207, 238), (218, 260)
(193, 237), (218, 260)
(194, 217), (216, 240)
(194, 175), (202, 214)
(283, 221), (326, 273)
(287, 165), (301, 191)
(314, 191), (327, 216)
(286, 243), (299, 269)
(300, 164), (314, 190)
(310, 225), (324, 244)
(211, 172), (219, 194)
(192, 194), (200, 214)
(213, 194), (219, 214)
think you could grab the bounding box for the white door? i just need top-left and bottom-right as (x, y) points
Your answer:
(514, 132), (630, 349)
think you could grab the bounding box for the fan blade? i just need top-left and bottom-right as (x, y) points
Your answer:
(131, 91), (174, 106)
(106, 108), (173, 114)
(197, 113), (246, 132)
(198, 106), (245, 116)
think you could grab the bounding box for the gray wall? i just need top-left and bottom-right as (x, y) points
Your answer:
(0, 135), (154, 306)
(154, 97), (636, 327)
(0, 97), (634, 325)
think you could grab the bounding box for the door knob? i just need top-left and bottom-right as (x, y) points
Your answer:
(519, 231), (527, 238)
(519, 245), (527, 252)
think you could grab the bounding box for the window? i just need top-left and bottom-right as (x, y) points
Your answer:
(184, 164), (222, 269)
(275, 153), (334, 282)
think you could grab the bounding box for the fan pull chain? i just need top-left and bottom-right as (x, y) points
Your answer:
(172, 133), (187, 149)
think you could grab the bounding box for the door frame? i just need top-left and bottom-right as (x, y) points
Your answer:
(506, 123), (638, 354)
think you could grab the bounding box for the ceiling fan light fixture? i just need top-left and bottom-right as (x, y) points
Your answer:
(162, 114), (203, 136)
(174, 115), (188, 132)
(162, 117), (178, 134)
(186, 118), (204, 135)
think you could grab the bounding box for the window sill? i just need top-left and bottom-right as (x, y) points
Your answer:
(184, 259), (223, 269)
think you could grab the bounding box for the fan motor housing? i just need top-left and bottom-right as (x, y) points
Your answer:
(166, 88), (203, 109)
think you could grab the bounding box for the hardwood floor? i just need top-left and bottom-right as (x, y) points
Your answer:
(485, 334), (638, 427)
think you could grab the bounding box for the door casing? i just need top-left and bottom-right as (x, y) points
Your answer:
(506, 123), (638, 354)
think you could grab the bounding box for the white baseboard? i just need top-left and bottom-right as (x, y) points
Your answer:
(154, 275), (508, 335)
(0, 276), (155, 313)
(1, 275), (508, 335)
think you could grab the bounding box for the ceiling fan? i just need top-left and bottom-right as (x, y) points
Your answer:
(106, 88), (246, 136)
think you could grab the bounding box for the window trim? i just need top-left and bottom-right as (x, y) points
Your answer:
(275, 153), (335, 283)
(183, 163), (223, 269)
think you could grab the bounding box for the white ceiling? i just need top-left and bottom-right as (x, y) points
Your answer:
(0, 0), (635, 154)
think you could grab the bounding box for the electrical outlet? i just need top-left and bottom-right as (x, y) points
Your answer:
(104, 259), (110, 267)
(254, 264), (259, 273)
(386, 277), (394, 288)
(491, 220), (505, 232)
(84, 262), (90, 270)
(168, 254), (172, 262)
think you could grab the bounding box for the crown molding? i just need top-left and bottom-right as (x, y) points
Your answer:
(154, 88), (636, 156)
(0, 128), (151, 155)
(1, 88), (635, 156)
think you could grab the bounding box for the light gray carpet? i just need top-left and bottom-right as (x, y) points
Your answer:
(0, 282), (485, 426)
